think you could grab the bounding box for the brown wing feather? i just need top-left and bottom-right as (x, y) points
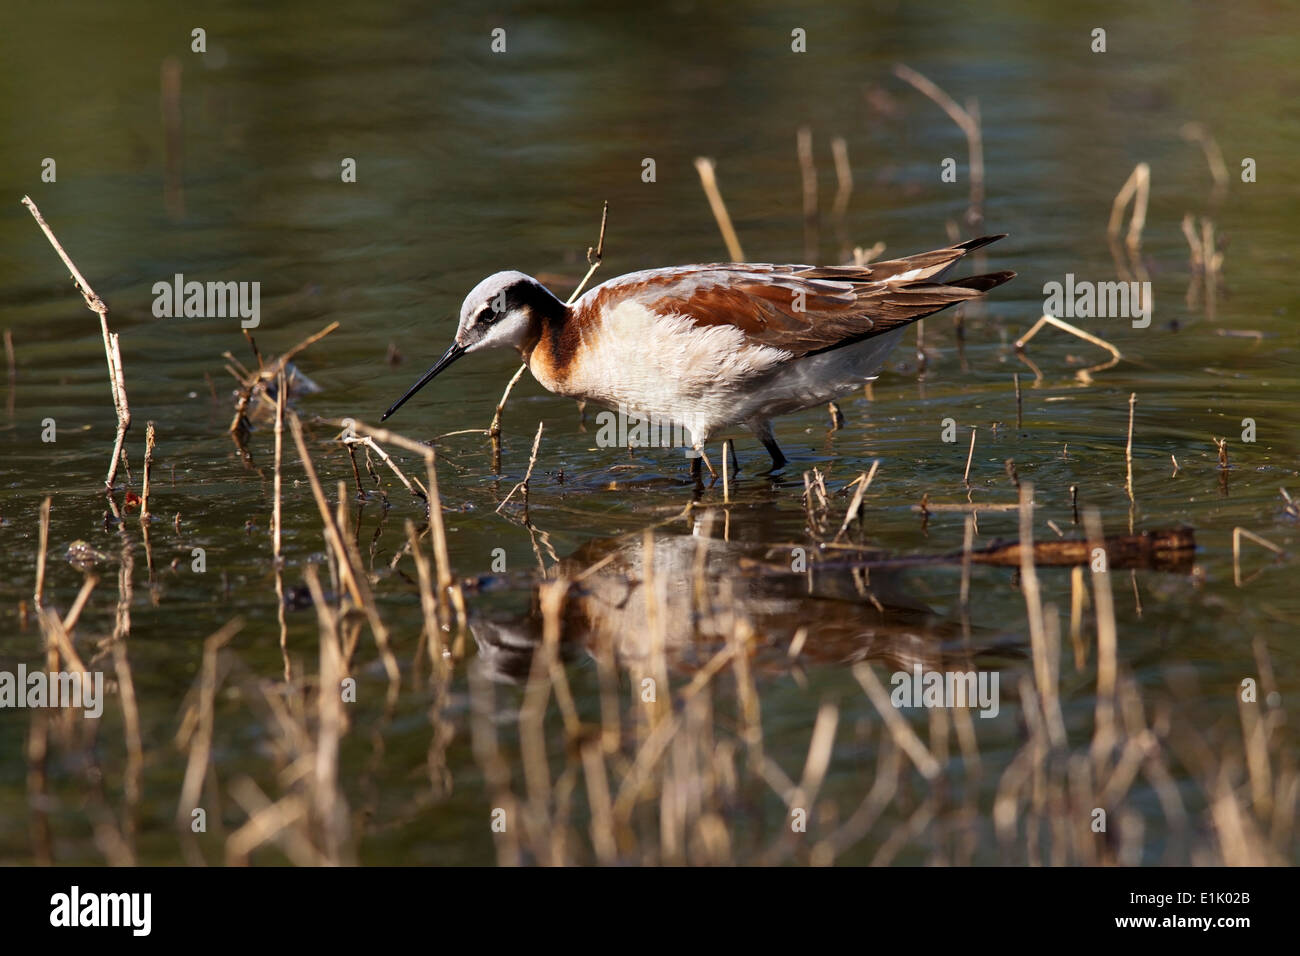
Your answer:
(580, 236), (1013, 358)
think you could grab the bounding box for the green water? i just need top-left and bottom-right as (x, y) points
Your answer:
(1, 0), (1297, 864)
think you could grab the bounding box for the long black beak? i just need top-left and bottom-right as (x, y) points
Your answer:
(380, 342), (466, 421)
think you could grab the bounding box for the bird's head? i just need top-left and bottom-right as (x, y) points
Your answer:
(381, 272), (562, 421)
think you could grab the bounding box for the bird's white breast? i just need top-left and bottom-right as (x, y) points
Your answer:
(562, 300), (789, 440)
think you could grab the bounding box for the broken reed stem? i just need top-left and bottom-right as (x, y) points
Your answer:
(488, 362), (529, 444)
(959, 512), (975, 611)
(830, 136), (852, 245)
(893, 64), (983, 226)
(1018, 481), (1065, 746)
(141, 422), (157, 521)
(963, 426), (977, 486)
(287, 412), (401, 688)
(405, 518), (445, 666)
(834, 460), (879, 542)
(1015, 314), (1122, 380)
(1014, 374), (1022, 433)
(340, 426), (426, 500)
(176, 618), (243, 826)
(21, 196), (132, 490)
(1108, 163), (1151, 251)
(1083, 509), (1118, 769)
(4, 328), (14, 419)
(497, 421), (545, 515)
(35, 496), (50, 610)
(272, 372), (285, 564)
(1232, 527), (1285, 588)
(1125, 393), (1136, 503)
(694, 157), (745, 261)
(797, 126), (819, 262)
(319, 417), (463, 629)
(1180, 122), (1229, 196)
(854, 664), (941, 780)
(721, 439), (732, 503)
(111, 633), (144, 816)
(565, 200), (609, 305)
(273, 370), (288, 678)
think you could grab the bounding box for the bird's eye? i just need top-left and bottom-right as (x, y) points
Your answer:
(476, 307), (493, 324)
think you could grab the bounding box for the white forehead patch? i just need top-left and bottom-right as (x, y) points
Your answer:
(461, 271), (532, 324)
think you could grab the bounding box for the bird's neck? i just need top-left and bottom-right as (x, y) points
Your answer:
(524, 293), (582, 394)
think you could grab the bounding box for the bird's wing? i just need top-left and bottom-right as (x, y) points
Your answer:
(581, 235), (1013, 358)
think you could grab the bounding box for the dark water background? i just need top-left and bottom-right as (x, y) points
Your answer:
(1, 0), (1297, 864)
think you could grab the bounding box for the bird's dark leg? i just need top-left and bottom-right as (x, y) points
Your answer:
(689, 442), (717, 487)
(752, 419), (788, 472)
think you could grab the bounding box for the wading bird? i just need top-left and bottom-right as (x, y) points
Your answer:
(382, 235), (1014, 478)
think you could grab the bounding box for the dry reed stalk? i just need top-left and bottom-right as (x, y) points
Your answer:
(111, 632), (144, 837)
(38, 607), (87, 677)
(830, 136), (853, 260)
(465, 662), (522, 865)
(833, 460), (879, 542)
(1069, 565), (1087, 670)
(893, 64), (984, 227)
(1082, 510), (1118, 771)
(1231, 527), (1284, 587)
(488, 362), (528, 468)
(1180, 122), (1229, 198)
(1015, 314), (1122, 381)
(730, 611), (764, 762)
(1125, 392), (1136, 503)
(225, 779), (318, 866)
(797, 126), (819, 262)
(852, 664), (941, 780)
(518, 632), (556, 862)
(539, 579), (581, 738)
(496, 421), (545, 515)
(60, 573), (98, 634)
(912, 500), (1019, 513)
(643, 530), (671, 730)
(271, 369), (289, 677)
(287, 412), (400, 690)
(792, 702), (838, 815)
(963, 426), (976, 486)
(26, 710), (53, 864)
(1018, 482), (1066, 747)
(22, 197), (133, 490)
(339, 424), (426, 499)
(1237, 690), (1272, 822)
(331, 418), (464, 630)
(229, 321), (339, 435)
(959, 512), (975, 611)
(1108, 162), (1150, 252)
(693, 157), (745, 261)
(1013, 373), (1022, 432)
(141, 422), (157, 523)
(176, 618), (243, 828)
(34, 496), (50, 611)
(565, 200), (609, 305)
(315, 569), (346, 863)
(580, 739), (618, 864)
(810, 736), (900, 864)
(3, 328), (14, 419)
(405, 519), (445, 672)
(721, 439), (732, 503)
